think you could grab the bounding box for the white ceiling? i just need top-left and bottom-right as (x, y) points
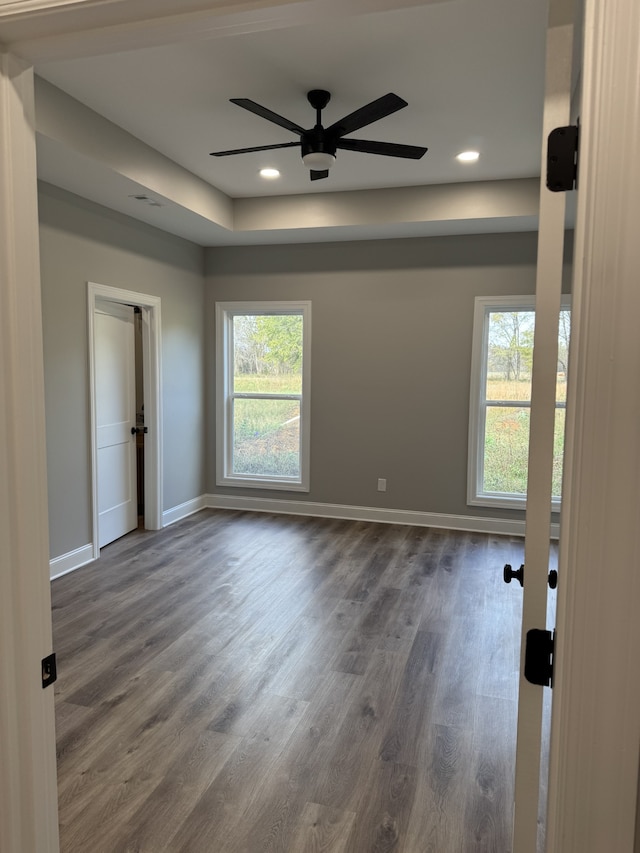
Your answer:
(2, 0), (551, 246)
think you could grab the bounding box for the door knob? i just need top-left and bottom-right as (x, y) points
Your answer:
(503, 563), (524, 587)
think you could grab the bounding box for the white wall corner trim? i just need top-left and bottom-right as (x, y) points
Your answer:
(205, 494), (557, 539)
(162, 495), (206, 527)
(49, 544), (94, 579)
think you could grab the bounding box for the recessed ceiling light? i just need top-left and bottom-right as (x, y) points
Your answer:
(260, 168), (281, 179)
(457, 150), (480, 162)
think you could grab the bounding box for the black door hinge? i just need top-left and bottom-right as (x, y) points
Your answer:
(547, 124), (579, 192)
(524, 629), (554, 687)
(42, 653), (57, 689)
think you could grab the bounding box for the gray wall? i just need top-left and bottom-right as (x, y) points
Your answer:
(39, 180), (571, 562)
(39, 183), (205, 561)
(205, 232), (572, 522)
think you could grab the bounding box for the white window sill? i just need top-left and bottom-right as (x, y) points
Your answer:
(217, 475), (309, 492)
(468, 493), (561, 512)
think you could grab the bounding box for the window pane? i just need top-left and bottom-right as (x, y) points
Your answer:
(470, 298), (571, 506)
(485, 310), (535, 400)
(233, 314), (303, 394)
(483, 406), (531, 495)
(552, 407), (566, 498)
(557, 309), (571, 402)
(233, 398), (300, 477)
(486, 377), (532, 402)
(483, 406), (566, 499)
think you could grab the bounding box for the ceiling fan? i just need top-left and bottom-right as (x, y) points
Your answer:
(210, 89), (428, 181)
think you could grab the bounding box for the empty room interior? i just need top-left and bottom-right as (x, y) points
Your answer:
(9, 1), (638, 852)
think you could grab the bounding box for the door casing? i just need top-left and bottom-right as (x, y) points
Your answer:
(88, 281), (163, 558)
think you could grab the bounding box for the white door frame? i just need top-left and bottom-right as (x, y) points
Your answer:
(88, 282), (163, 558)
(0, 51), (59, 853)
(545, 0), (640, 849)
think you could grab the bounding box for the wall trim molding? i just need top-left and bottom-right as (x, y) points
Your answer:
(162, 495), (206, 528)
(0, 0), (111, 17)
(50, 497), (559, 581)
(49, 543), (94, 580)
(205, 493), (558, 539)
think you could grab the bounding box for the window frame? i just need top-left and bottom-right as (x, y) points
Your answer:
(467, 294), (570, 510)
(216, 300), (311, 491)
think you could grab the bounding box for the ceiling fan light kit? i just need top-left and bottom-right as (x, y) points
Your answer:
(301, 151), (336, 170)
(210, 89), (427, 181)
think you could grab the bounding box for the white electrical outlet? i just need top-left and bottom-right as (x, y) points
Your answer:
(377, 478), (387, 492)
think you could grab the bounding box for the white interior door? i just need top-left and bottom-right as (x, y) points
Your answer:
(511, 0), (577, 850)
(95, 299), (138, 548)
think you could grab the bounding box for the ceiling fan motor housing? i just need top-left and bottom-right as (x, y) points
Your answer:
(301, 128), (337, 158)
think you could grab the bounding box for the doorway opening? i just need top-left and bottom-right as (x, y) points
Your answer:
(88, 282), (163, 558)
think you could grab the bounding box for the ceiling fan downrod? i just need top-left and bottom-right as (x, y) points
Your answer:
(307, 89), (331, 127)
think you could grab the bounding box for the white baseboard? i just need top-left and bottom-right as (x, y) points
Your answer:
(50, 543), (95, 580)
(205, 493), (558, 538)
(49, 498), (557, 582)
(162, 495), (207, 527)
(50, 494), (206, 580)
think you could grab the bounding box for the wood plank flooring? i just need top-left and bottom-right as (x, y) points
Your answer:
(52, 510), (527, 852)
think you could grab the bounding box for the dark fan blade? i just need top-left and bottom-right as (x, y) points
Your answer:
(326, 93), (407, 138)
(210, 141), (299, 157)
(310, 169), (329, 181)
(336, 137), (427, 159)
(230, 98), (305, 136)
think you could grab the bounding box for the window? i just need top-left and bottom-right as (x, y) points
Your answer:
(216, 301), (311, 491)
(468, 295), (571, 509)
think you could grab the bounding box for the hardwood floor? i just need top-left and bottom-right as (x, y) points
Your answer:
(52, 510), (526, 852)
